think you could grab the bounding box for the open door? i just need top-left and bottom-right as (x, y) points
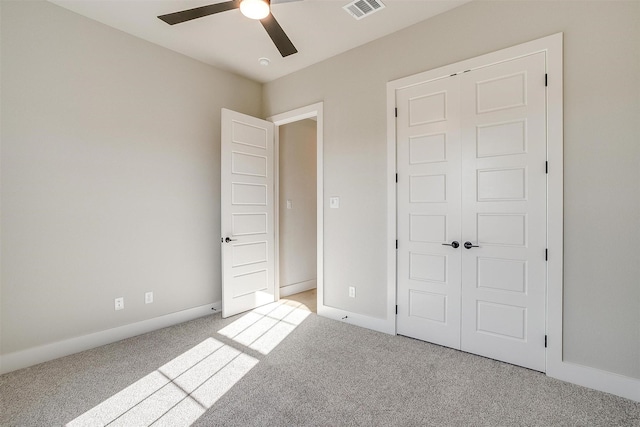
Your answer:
(221, 108), (275, 318)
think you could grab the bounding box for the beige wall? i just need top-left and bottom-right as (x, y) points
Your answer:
(2, 0), (638, 382)
(263, 1), (640, 379)
(0, 1), (261, 355)
(278, 120), (317, 290)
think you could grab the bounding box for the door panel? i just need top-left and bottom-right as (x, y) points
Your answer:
(221, 109), (275, 318)
(460, 53), (547, 371)
(396, 77), (462, 349)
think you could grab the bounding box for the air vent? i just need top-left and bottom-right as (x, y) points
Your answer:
(343, 0), (386, 20)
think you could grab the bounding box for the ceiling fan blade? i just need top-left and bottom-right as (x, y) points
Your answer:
(260, 13), (298, 57)
(158, 1), (239, 25)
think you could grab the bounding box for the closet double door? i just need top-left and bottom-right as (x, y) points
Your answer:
(396, 53), (547, 371)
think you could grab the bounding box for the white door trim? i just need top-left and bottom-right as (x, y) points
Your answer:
(388, 33), (639, 402)
(268, 102), (324, 309)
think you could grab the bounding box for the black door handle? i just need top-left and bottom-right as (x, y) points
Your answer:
(464, 241), (479, 249)
(442, 241), (460, 248)
(224, 237), (237, 243)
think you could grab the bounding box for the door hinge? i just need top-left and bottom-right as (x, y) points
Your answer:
(545, 249), (548, 261)
(545, 161), (548, 174)
(396, 240), (398, 249)
(545, 74), (548, 87)
(395, 108), (398, 118)
(545, 335), (548, 348)
(396, 305), (398, 315)
(395, 173), (398, 183)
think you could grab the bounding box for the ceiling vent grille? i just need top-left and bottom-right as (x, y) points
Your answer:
(343, 0), (386, 20)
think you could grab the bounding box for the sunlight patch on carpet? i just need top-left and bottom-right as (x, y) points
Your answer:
(218, 300), (310, 354)
(66, 300), (308, 426)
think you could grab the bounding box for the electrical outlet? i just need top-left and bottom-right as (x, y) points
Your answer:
(145, 292), (153, 304)
(348, 286), (356, 298)
(114, 297), (124, 311)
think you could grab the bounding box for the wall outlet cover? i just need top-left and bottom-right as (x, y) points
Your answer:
(330, 197), (340, 208)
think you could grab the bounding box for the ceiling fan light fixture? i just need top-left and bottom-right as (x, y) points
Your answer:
(240, 0), (270, 20)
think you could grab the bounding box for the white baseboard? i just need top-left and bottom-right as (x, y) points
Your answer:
(318, 304), (395, 335)
(279, 279), (316, 297)
(0, 302), (221, 375)
(547, 359), (640, 402)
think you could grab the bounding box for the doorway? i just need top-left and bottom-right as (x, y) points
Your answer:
(220, 104), (323, 318)
(277, 119), (318, 312)
(269, 103), (324, 314)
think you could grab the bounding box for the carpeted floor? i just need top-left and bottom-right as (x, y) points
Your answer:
(1, 299), (638, 426)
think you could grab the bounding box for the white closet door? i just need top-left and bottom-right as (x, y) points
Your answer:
(459, 53), (547, 371)
(396, 77), (462, 349)
(395, 52), (548, 371)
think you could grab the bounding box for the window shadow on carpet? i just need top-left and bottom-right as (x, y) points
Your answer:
(66, 301), (310, 426)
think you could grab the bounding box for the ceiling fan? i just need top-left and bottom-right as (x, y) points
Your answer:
(158, 0), (300, 57)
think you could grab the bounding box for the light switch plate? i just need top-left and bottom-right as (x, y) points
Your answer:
(286, 199), (292, 209)
(330, 197), (340, 208)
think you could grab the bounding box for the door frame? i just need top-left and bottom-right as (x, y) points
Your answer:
(268, 102), (324, 309)
(387, 34), (563, 371)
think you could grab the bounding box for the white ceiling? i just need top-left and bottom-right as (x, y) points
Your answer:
(49, 0), (470, 83)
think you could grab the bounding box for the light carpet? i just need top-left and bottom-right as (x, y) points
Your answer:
(1, 300), (638, 426)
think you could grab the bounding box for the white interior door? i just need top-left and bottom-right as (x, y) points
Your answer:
(396, 53), (547, 371)
(396, 77), (462, 349)
(459, 53), (547, 371)
(221, 108), (275, 318)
